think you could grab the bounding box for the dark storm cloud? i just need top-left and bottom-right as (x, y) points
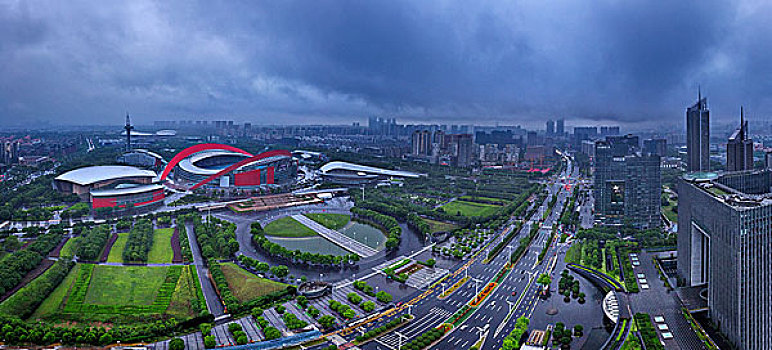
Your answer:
(0, 0), (768, 127)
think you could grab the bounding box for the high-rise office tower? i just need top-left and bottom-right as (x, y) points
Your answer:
(593, 136), (660, 229)
(546, 120), (555, 135)
(556, 119), (565, 135)
(678, 170), (772, 349)
(726, 108), (753, 172)
(686, 90), (710, 172)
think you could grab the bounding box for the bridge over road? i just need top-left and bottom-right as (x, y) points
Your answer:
(291, 214), (379, 258)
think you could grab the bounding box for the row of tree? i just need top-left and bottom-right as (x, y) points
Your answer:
(0, 232), (64, 296)
(350, 207), (402, 250)
(0, 260), (74, 318)
(75, 225), (110, 261)
(122, 219), (154, 262)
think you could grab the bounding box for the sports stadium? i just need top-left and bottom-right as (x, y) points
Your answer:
(160, 144), (296, 190)
(54, 165), (164, 209)
(319, 161), (422, 185)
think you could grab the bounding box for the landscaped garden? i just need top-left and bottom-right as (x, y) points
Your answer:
(148, 228), (174, 263)
(304, 213), (350, 230)
(263, 216), (318, 238)
(441, 200), (501, 217)
(423, 218), (458, 233)
(30, 263), (200, 322)
(218, 262), (288, 303)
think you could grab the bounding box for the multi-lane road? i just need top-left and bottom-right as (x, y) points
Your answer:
(344, 158), (581, 350)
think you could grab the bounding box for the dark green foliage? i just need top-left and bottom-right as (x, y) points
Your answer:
(208, 263), (296, 314)
(635, 313), (665, 350)
(122, 219), (154, 262)
(354, 314), (408, 342)
(0, 259), (74, 318)
(169, 338), (185, 350)
(282, 312), (308, 329)
(76, 225), (111, 261)
(194, 217), (238, 261)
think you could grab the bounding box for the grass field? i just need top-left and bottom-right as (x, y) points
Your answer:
(60, 237), (80, 257)
(148, 228), (174, 263)
(264, 216), (318, 238)
(84, 265), (168, 305)
(166, 265), (202, 318)
(107, 233), (128, 263)
(305, 213), (350, 230)
(220, 263), (288, 303)
(662, 206), (677, 223)
(459, 195), (509, 203)
(30, 264), (81, 319)
(423, 218), (459, 233)
(441, 200), (501, 217)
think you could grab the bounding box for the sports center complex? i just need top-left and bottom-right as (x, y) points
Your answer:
(54, 144), (296, 210)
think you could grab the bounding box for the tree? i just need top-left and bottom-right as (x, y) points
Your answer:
(275, 305), (286, 314)
(362, 301), (375, 312)
(537, 273), (552, 286)
(297, 295), (308, 309)
(200, 323), (212, 335)
(573, 324), (583, 336)
(169, 338), (185, 350)
(204, 336), (216, 348)
(376, 291), (392, 303)
(270, 265), (289, 279)
(228, 323), (242, 334)
(99, 333), (113, 345)
(318, 315), (336, 329)
(255, 262), (269, 272)
(385, 237), (399, 250)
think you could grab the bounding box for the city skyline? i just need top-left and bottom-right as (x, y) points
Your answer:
(3, 1), (772, 127)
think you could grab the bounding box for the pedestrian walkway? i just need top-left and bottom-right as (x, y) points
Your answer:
(406, 267), (449, 290)
(291, 214), (378, 258)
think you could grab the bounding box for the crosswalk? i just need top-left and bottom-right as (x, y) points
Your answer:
(406, 267), (449, 289)
(375, 307), (452, 349)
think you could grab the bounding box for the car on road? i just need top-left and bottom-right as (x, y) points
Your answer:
(511, 291), (517, 296)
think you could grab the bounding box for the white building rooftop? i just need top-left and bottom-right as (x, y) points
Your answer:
(55, 166), (157, 186)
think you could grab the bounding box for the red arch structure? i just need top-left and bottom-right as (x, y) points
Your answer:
(189, 149), (292, 190)
(160, 143), (253, 181)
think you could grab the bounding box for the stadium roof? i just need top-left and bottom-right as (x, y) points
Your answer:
(90, 183), (164, 197)
(320, 161), (422, 178)
(55, 166), (157, 186)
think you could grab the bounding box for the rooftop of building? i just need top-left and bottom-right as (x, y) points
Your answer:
(90, 183), (165, 197)
(55, 165), (158, 186)
(320, 161), (423, 178)
(683, 169), (772, 208)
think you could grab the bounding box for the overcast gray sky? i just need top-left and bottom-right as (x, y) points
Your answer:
(1, 0), (771, 128)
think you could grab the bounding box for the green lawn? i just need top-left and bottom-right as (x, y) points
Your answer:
(107, 233), (128, 263)
(30, 264), (81, 319)
(459, 195), (509, 203)
(423, 218), (459, 233)
(220, 263), (288, 303)
(662, 205), (677, 223)
(441, 200), (501, 217)
(167, 265), (203, 318)
(305, 213), (351, 230)
(148, 228), (174, 263)
(264, 216), (318, 238)
(84, 265), (168, 305)
(60, 237), (80, 257)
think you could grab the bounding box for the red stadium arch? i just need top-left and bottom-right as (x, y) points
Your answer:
(160, 143), (253, 181)
(189, 149), (292, 190)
